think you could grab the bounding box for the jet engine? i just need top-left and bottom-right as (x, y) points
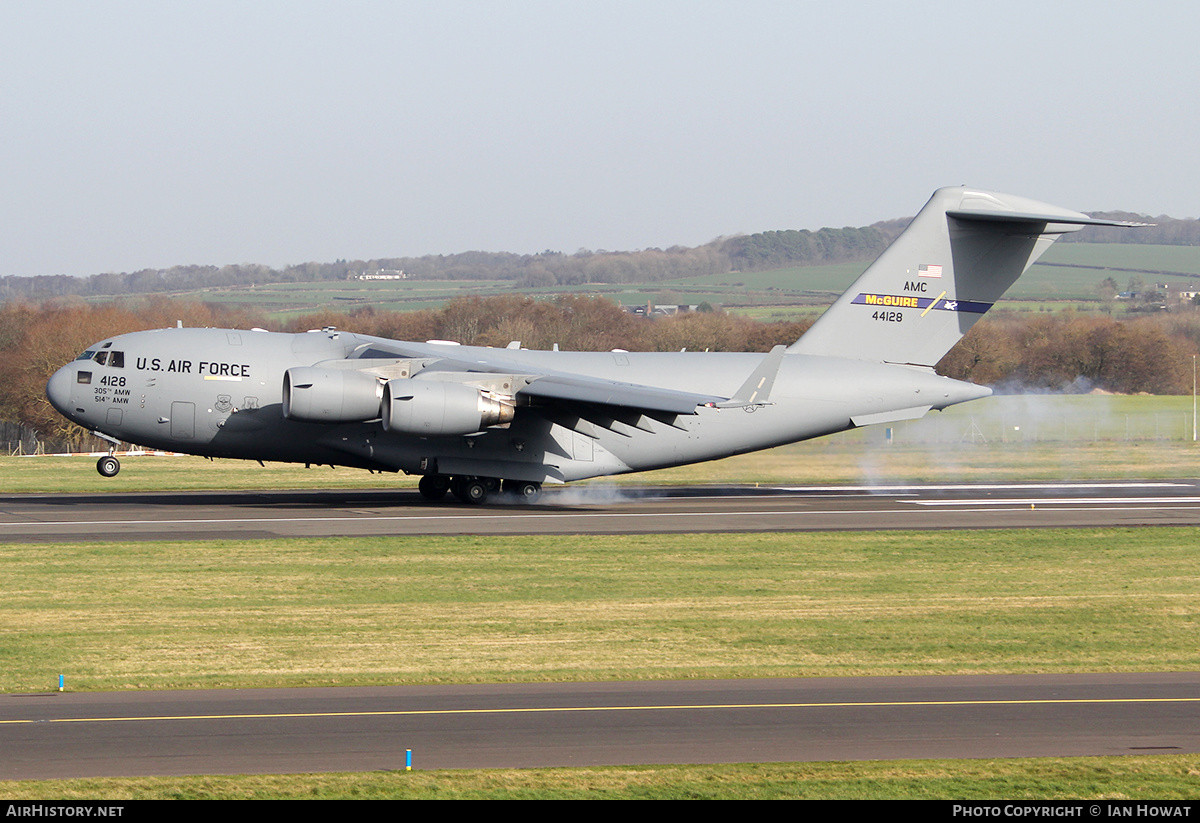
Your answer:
(282, 367), (384, 423)
(382, 379), (515, 436)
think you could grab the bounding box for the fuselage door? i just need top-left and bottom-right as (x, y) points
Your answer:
(170, 402), (195, 439)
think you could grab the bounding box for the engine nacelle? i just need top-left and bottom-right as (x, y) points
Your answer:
(382, 379), (515, 436)
(282, 367), (383, 423)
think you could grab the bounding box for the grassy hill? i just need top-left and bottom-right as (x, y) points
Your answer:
(111, 243), (1200, 320)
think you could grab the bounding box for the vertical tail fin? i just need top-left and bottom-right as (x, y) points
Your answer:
(789, 187), (1147, 367)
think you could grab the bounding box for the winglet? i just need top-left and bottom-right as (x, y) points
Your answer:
(717, 345), (786, 407)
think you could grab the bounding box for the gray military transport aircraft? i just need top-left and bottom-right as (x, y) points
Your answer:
(46, 187), (1143, 504)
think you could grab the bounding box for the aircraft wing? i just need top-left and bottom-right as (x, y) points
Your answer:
(515, 374), (722, 414)
(348, 338), (729, 414)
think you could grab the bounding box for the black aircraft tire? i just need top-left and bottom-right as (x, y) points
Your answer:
(418, 475), (450, 500)
(460, 478), (489, 505)
(508, 480), (541, 503)
(97, 456), (120, 478)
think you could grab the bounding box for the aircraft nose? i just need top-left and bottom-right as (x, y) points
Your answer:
(46, 365), (76, 417)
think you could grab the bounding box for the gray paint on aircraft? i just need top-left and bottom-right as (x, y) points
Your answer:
(45, 188), (1146, 503)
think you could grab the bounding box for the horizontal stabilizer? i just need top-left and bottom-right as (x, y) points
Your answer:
(850, 405), (932, 427)
(946, 209), (1152, 228)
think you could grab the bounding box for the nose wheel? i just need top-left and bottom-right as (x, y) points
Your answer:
(96, 455), (121, 477)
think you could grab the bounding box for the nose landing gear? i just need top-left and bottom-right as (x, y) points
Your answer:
(96, 454), (120, 477)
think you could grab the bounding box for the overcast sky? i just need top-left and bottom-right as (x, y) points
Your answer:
(2, 1), (1196, 278)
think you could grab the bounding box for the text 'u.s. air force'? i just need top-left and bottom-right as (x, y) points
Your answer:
(136, 358), (249, 377)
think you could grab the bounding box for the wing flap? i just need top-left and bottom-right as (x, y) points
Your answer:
(517, 375), (721, 415)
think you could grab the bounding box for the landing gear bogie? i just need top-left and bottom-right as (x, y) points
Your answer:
(96, 455), (120, 477)
(502, 479), (542, 503)
(434, 475), (543, 505)
(452, 476), (490, 505)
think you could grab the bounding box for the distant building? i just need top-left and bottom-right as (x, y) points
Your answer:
(1152, 283), (1200, 303)
(348, 269), (406, 281)
(621, 302), (700, 317)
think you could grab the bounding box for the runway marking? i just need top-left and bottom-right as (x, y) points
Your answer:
(0, 511), (877, 527)
(778, 483), (1190, 492)
(3, 503), (1200, 530)
(914, 497), (1200, 506)
(2, 511), (908, 528)
(6, 695), (1200, 726)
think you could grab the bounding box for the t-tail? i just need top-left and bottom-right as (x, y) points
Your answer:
(789, 187), (1148, 367)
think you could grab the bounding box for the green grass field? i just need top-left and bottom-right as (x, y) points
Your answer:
(4, 528), (1198, 692)
(106, 243), (1200, 319)
(6, 756), (1199, 799)
(678, 244), (1200, 308)
(8, 436), (1198, 493)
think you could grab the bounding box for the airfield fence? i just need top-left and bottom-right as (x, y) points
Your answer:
(874, 412), (1194, 444)
(851, 395), (1198, 446)
(0, 421), (103, 456)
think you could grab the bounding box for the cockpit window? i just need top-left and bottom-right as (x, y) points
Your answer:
(76, 371), (92, 384)
(83, 350), (124, 367)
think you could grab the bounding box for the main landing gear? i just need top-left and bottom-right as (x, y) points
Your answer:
(417, 474), (541, 505)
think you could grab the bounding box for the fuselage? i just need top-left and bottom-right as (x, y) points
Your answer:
(46, 326), (988, 484)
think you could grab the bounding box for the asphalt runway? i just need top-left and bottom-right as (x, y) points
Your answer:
(1, 479), (1199, 542)
(4, 673), (1199, 779)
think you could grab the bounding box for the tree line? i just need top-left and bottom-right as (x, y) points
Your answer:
(12, 207), (1200, 306)
(0, 223), (892, 300)
(8, 206), (1196, 304)
(1065, 213), (1200, 245)
(3, 295), (1198, 451)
